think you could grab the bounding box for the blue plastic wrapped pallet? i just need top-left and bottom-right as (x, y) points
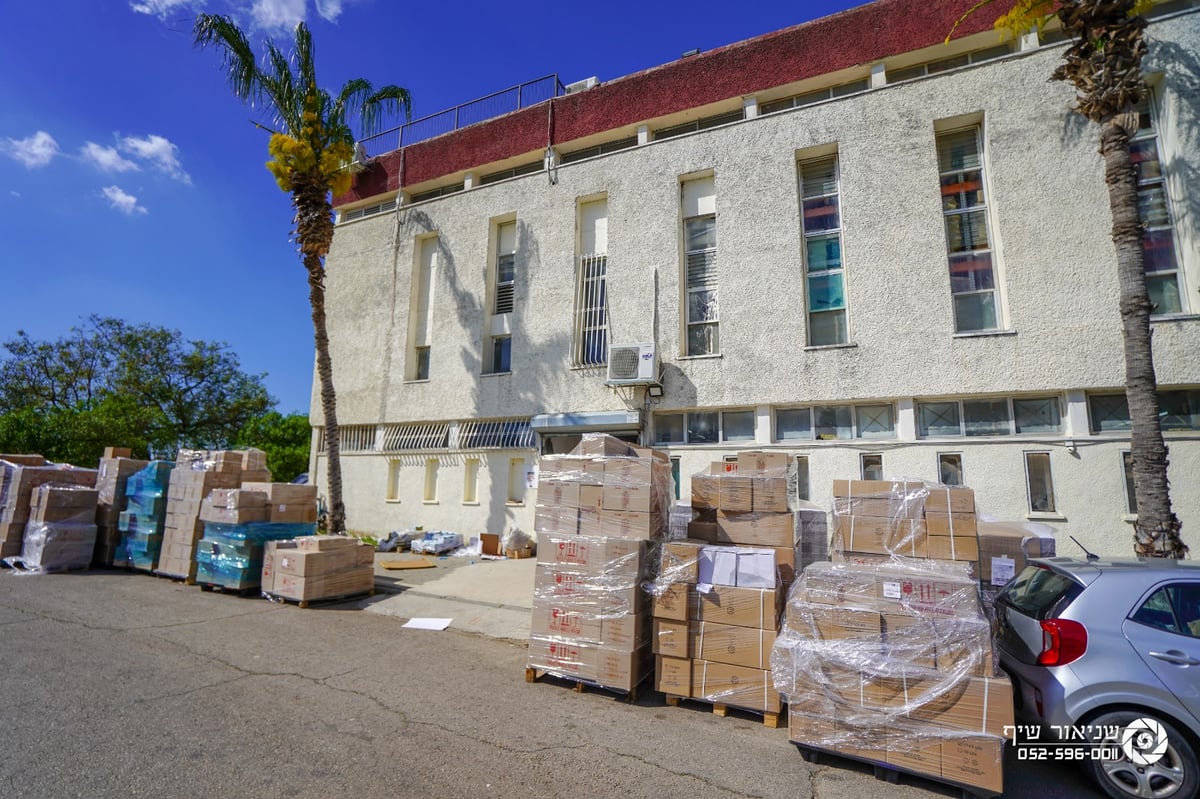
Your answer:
(116, 460), (172, 570)
(196, 521), (317, 591)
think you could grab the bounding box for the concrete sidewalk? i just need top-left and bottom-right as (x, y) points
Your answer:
(365, 551), (536, 642)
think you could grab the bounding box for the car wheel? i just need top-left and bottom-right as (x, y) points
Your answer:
(1084, 710), (1199, 799)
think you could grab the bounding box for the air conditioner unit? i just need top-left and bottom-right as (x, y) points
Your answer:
(606, 343), (657, 385)
(565, 76), (599, 94)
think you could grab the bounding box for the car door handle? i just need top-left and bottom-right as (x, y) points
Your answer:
(1150, 650), (1200, 666)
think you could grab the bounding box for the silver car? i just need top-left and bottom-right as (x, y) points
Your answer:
(996, 557), (1200, 799)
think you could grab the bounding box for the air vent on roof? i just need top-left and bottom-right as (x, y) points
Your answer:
(565, 76), (599, 94)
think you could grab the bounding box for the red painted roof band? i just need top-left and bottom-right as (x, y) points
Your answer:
(336, 0), (1011, 206)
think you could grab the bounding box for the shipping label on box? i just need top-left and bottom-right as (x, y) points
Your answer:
(691, 585), (782, 630)
(875, 572), (979, 617)
(656, 655), (692, 696)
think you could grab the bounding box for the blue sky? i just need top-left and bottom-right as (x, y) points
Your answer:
(0, 0), (862, 414)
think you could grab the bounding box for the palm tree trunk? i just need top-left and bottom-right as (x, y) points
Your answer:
(1102, 117), (1186, 558)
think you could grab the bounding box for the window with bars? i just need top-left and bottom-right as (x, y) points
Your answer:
(1088, 389), (1200, 433)
(459, 419), (535, 450)
(573, 198), (609, 367)
(1131, 98), (1184, 314)
(937, 126), (1000, 332)
(685, 214), (719, 355)
(316, 424), (376, 453)
(799, 155), (848, 346)
(379, 422), (451, 451)
(773, 404), (895, 441)
(917, 396), (1062, 437)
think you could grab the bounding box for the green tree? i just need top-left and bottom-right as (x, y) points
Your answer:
(955, 0), (1184, 557)
(0, 316), (271, 463)
(194, 15), (411, 534)
(233, 411), (312, 483)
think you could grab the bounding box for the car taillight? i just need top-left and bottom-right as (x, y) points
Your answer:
(1037, 619), (1088, 666)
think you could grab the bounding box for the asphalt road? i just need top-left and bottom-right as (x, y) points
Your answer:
(0, 570), (1104, 799)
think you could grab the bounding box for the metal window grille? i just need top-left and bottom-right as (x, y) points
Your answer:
(380, 422), (451, 452)
(315, 425), (376, 453)
(459, 418), (535, 450)
(572, 254), (608, 366)
(495, 252), (515, 315)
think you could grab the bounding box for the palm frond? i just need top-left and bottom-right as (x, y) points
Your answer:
(362, 86), (413, 135)
(262, 41), (302, 136)
(193, 14), (262, 102)
(292, 22), (319, 102)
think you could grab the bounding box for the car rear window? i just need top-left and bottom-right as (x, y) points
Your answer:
(998, 565), (1083, 620)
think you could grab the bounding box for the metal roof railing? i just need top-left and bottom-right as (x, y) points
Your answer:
(360, 74), (566, 157)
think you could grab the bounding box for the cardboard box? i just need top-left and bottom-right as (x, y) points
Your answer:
(718, 475), (754, 512)
(534, 504), (578, 534)
(656, 655), (692, 696)
(295, 535), (357, 551)
(533, 564), (643, 614)
(578, 485), (604, 514)
(807, 604), (882, 640)
(832, 479), (925, 500)
(652, 582), (690, 621)
(529, 600), (648, 649)
(691, 585), (783, 630)
(271, 569), (373, 601)
(103, 447), (133, 459)
(690, 660), (782, 713)
(526, 635), (651, 692)
(751, 476), (791, 512)
(241, 482), (318, 504)
(687, 518), (719, 543)
(788, 710), (840, 746)
(881, 613), (938, 669)
(832, 496), (924, 520)
(602, 484), (652, 513)
(977, 521), (1056, 586)
(903, 675), (1014, 737)
(653, 618), (690, 658)
(698, 546), (738, 586)
(270, 504), (318, 524)
(801, 562), (879, 608)
(925, 532), (980, 562)
(924, 511), (978, 536)
(539, 457), (605, 485)
(715, 511), (795, 548)
(536, 532), (648, 578)
(572, 434), (638, 458)
(660, 539), (705, 584)
(885, 720), (943, 778)
(598, 509), (661, 540)
(924, 486), (975, 513)
(834, 515), (927, 557)
(691, 621), (775, 669)
(936, 615), (996, 677)
(207, 488), (268, 509)
(275, 547), (358, 577)
(604, 458), (656, 487)
(736, 451), (791, 474)
(875, 570), (980, 617)
(690, 473), (721, 510)
(941, 735), (1004, 794)
(198, 499), (270, 524)
(538, 479), (581, 509)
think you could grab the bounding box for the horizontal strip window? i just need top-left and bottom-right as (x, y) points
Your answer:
(409, 184), (463, 204)
(315, 424), (377, 454)
(917, 396), (1062, 438)
(760, 78), (869, 115)
(380, 422), (450, 451)
(560, 136), (638, 164)
(775, 403), (895, 442)
(340, 198), (398, 222)
(654, 110), (743, 141)
(654, 409), (755, 445)
(480, 161), (542, 185)
(888, 44), (1011, 83)
(1088, 389), (1200, 433)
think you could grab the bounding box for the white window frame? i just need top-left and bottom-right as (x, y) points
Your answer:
(937, 124), (1001, 333)
(684, 213), (719, 356)
(1131, 96), (1185, 315)
(860, 453), (884, 481)
(799, 154), (848, 346)
(772, 403), (897, 442)
(937, 452), (964, 486)
(1024, 451), (1057, 514)
(916, 396), (1063, 438)
(654, 408), (755, 445)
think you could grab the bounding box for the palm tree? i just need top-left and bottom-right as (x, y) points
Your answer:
(194, 15), (410, 534)
(957, 0), (1184, 557)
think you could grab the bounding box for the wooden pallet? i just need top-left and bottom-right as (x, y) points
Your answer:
(663, 694), (783, 728)
(151, 570), (196, 585)
(262, 588), (374, 609)
(524, 667), (647, 702)
(792, 742), (1000, 799)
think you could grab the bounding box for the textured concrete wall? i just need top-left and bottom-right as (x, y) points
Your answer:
(316, 10), (1200, 556)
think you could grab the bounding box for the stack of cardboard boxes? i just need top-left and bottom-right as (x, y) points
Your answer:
(772, 478), (1011, 795)
(156, 449), (272, 581)
(8, 484), (100, 572)
(0, 456), (97, 561)
(94, 447), (149, 566)
(194, 485), (319, 591)
(652, 538), (787, 720)
(525, 434), (673, 693)
(261, 535), (374, 604)
(116, 461), (173, 570)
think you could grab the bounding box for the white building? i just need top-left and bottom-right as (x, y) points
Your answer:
(313, 0), (1200, 557)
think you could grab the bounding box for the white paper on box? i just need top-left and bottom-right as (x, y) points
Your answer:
(990, 556), (1016, 586)
(882, 581), (902, 599)
(712, 549), (738, 586)
(736, 550), (776, 589)
(696, 583), (714, 594)
(697, 546), (717, 585)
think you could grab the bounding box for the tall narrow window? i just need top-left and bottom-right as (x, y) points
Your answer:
(938, 126), (999, 332)
(1132, 98), (1183, 314)
(463, 458), (479, 504)
(492, 336), (511, 373)
(799, 155), (847, 345)
(574, 198), (609, 366)
(683, 176), (718, 356)
(1122, 451), (1138, 514)
(486, 221), (517, 374)
(860, 453), (884, 481)
(386, 460), (401, 501)
(507, 458), (526, 504)
(670, 457), (681, 501)
(423, 458), (439, 503)
(938, 453), (963, 486)
(794, 456), (811, 502)
(1024, 452), (1056, 513)
(410, 236), (438, 380)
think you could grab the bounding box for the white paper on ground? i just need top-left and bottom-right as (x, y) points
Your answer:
(402, 617), (453, 630)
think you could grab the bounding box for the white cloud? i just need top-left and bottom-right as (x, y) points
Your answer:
(120, 134), (191, 184)
(131, 0), (345, 30)
(313, 0), (342, 22)
(10, 191), (20, 198)
(3, 131), (60, 168)
(101, 185), (148, 215)
(252, 0), (307, 30)
(129, 0), (196, 19)
(80, 142), (140, 173)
